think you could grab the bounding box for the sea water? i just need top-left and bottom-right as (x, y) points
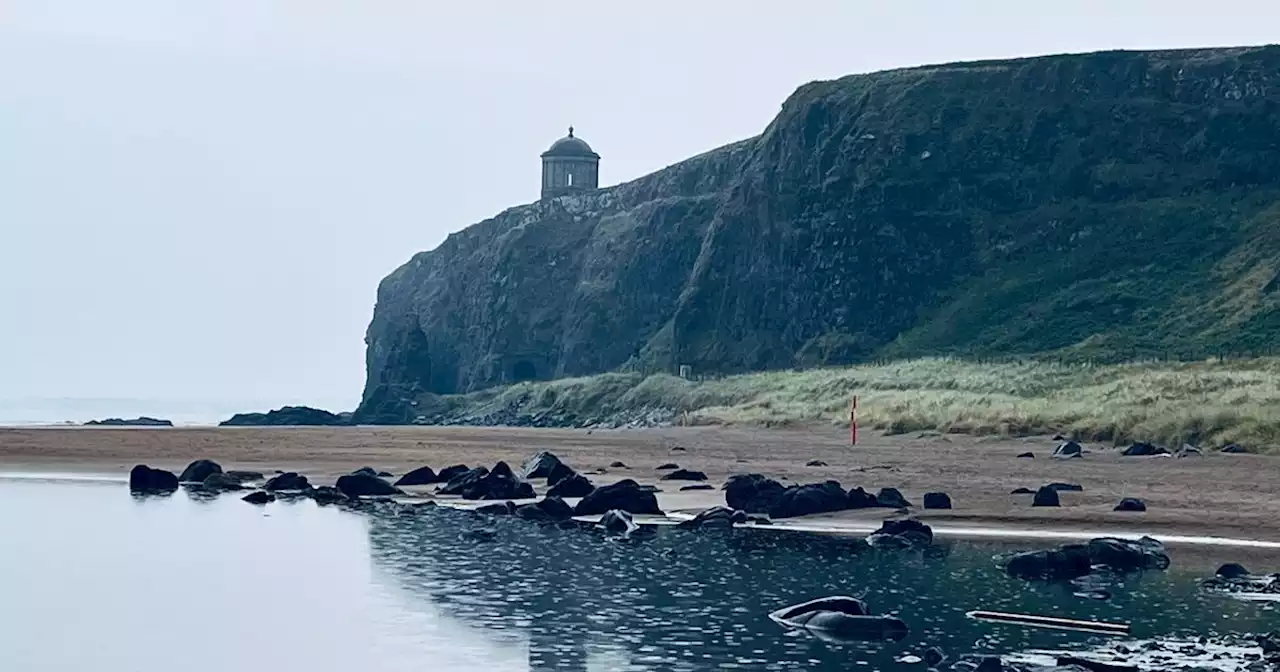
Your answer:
(0, 476), (1275, 671)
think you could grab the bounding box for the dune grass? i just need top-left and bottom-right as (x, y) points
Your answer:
(434, 357), (1280, 453)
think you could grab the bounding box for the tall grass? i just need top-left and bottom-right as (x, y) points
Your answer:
(434, 358), (1280, 452)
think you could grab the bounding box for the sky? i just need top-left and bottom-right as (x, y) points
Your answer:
(2, 1), (1277, 420)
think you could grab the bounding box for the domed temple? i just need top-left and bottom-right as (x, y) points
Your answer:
(540, 126), (600, 199)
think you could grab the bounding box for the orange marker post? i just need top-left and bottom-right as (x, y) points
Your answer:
(850, 396), (858, 446)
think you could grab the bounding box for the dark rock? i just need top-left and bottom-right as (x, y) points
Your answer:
(1004, 536), (1170, 580)
(309, 486), (350, 505)
(514, 496), (575, 521)
(847, 486), (878, 509)
(680, 484), (714, 491)
(574, 479), (663, 516)
(394, 466), (439, 486)
(1010, 487), (1034, 495)
(242, 491), (275, 504)
(1047, 482), (1084, 492)
(128, 465), (179, 493)
(85, 416), (173, 427)
(598, 509), (637, 534)
(868, 518), (934, 548)
(670, 446), (687, 452)
(1122, 441), (1168, 456)
(450, 462), (536, 500)
(609, 461), (629, 468)
(1016, 452), (1034, 458)
(806, 459), (828, 466)
(1032, 486), (1060, 507)
(178, 460), (223, 483)
(768, 481), (848, 519)
(335, 473), (401, 497)
(1216, 562), (1252, 579)
(660, 468), (708, 481)
(922, 492), (952, 509)
(437, 467), (490, 495)
(522, 451), (564, 479)
(263, 471), (310, 491)
(875, 487), (912, 508)
(475, 502), (514, 515)
(200, 472), (245, 491)
(637, 484), (662, 493)
(546, 461), (576, 487)
(1114, 497), (1146, 512)
(1052, 434), (1066, 440)
(547, 473), (595, 498)
(219, 405), (346, 427)
(677, 505), (747, 529)
(225, 470), (264, 483)
(1056, 656), (1138, 672)
(1053, 441), (1084, 458)
(723, 473), (787, 513)
(655, 463), (679, 471)
(350, 467), (380, 478)
(377, 471), (393, 478)
(1221, 443), (1249, 454)
(973, 656), (1003, 672)
(437, 464), (471, 482)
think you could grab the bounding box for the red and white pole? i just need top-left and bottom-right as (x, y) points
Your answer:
(850, 395), (858, 446)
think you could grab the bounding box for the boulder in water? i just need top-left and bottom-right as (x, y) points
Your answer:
(514, 496), (574, 521)
(574, 479), (662, 516)
(1114, 497), (1146, 512)
(660, 468), (708, 482)
(655, 463), (679, 471)
(875, 487), (912, 508)
(1216, 563), (1251, 579)
(723, 473), (787, 513)
(598, 509), (638, 535)
(129, 465), (179, 493)
(867, 518), (934, 548)
(922, 492), (952, 509)
(677, 506), (747, 529)
(1032, 486), (1060, 507)
(846, 486), (878, 509)
(547, 472), (594, 498)
(767, 596), (907, 643)
(768, 481), (849, 519)
(263, 472), (310, 491)
(200, 472), (245, 492)
(522, 451), (564, 479)
(437, 467), (489, 495)
(242, 491), (275, 504)
(349, 467), (380, 478)
(1004, 536), (1170, 580)
(457, 462), (536, 500)
(309, 486), (350, 505)
(335, 473), (401, 497)
(394, 466), (438, 486)
(225, 470), (264, 483)
(178, 459), (223, 483)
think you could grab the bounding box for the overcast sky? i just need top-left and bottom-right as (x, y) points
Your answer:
(2, 1), (1277, 416)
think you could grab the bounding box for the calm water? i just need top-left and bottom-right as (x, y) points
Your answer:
(1, 477), (1276, 671)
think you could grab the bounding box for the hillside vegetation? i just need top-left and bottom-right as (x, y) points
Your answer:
(421, 357), (1280, 454)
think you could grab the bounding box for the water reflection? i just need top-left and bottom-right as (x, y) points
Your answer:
(365, 505), (1279, 671)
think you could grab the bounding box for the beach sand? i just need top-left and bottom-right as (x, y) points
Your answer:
(3, 424), (1278, 567)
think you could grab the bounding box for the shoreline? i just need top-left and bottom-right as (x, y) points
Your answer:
(3, 425), (1280, 567)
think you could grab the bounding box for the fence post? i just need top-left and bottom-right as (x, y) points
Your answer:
(850, 395), (858, 446)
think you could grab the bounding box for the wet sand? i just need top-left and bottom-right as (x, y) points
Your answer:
(3, 424), (1279, 566)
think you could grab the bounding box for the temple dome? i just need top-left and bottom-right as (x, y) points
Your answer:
(541, 127), (600, 159)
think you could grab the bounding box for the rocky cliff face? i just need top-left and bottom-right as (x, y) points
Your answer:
(358, 46), (1280, 423)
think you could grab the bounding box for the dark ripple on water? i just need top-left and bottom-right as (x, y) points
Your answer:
(365, 506), (1278, 671)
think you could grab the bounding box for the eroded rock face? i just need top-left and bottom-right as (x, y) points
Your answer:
(358, 48), (1280, 423)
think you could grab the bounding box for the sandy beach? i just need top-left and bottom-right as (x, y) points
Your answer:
(3, 424), (1279, 552)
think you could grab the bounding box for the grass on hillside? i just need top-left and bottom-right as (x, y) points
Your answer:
(437, 358), (1280, 453)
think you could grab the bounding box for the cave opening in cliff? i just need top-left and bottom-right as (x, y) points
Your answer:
(512, 360), (537, 383)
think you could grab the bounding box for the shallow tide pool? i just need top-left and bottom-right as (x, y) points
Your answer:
(0, 476), (1275, 671)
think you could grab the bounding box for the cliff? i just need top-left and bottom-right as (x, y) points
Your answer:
(357, 46), (1280, 424)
